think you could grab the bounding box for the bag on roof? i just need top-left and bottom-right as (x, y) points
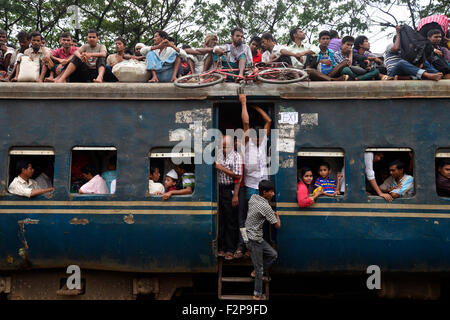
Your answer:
(112, 59), (150, 82)
(399, 25), (433, 66)
(17, 56), (40, 82)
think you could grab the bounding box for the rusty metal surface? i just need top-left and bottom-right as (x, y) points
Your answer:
(0, 81), (448, 100)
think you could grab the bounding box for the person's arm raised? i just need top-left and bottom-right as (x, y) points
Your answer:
(391, 25), (401, 53)
(240, 94), (250, 144)
(251, 105), (272, 136)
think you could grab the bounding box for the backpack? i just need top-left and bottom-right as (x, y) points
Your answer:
(399, 25), (433, 66)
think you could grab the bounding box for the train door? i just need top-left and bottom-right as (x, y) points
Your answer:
(214, 99), (275, 257)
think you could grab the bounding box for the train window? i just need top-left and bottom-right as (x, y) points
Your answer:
(436, 149), (450, 198)
(297, 149), (345, 196)
(70, 147), (117, 194)
(148, 149), (195, 197)
(8, 147), (55, 190)
(365, 148), (415, 198)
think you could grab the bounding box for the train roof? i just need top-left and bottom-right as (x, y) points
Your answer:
(0, 81), (449, 100)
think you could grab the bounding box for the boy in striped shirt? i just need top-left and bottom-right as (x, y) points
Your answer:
(314, 162), (342, 196)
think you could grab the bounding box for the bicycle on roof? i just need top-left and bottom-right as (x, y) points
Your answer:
(174, 51), (308, 88)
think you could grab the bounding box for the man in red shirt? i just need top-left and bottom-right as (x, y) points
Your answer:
(45, 32), (77, 82)
(249, 36), (262, 64)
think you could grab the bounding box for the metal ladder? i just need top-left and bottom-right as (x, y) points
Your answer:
(217, 257), (270, 300)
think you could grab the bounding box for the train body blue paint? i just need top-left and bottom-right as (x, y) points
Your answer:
(0, 82), (449, 282)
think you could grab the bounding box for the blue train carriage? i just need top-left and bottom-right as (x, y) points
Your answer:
(0, 81), (448, 299)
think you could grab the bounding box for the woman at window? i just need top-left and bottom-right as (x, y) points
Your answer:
(297, 167), (322, 207)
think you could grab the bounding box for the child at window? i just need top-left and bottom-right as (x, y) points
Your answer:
(148, 166), (165, 195)
(164, 169), (178, 193)
(314, 162), (342, 197)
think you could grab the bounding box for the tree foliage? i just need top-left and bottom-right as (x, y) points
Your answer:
(0, 0), (447, 51)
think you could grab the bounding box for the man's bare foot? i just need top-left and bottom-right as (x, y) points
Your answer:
(93, 77), (103, 83)
(36, 79), (43, 83)
(423, 72), (443, 81)
(148, 76), (159, 83)
(44, 77), (55, 82)
(170, 76), (177, 82)
(11, 78), (18, 82)
(55, 78), (66, 83)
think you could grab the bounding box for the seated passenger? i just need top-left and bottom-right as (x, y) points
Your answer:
(56, 29), (107, 83)
(384, 25), (442, 81)
(287, 27), (319, 69)
(148, 166), (165, 195)
(334, 36), (381, 80)
(297, 167), (322, 207)
(304, 30), (347, 81)
(213, 27), (253, 81)
(354, 35), (388, 77)
(78, 165), (109, 194)
(141, 30), (187, 83)
(260, 33), (297, 67)
(314, 162), (342, 197)
(163, 169), (178, 197)
(8, 160), (54, 198)
(105, 37), (129, 82)
(427, 29), (450, 79)
(5, 31), (31, 82)
(101, 157), (117, 193)
(35, 165), (53, 189)
(328, 30), (341, 52)
(436, 159), (450, 197)
(0, 29), (15, 80)
(249, 36), (262, 64)
(380, 160), (414, 199)
(45, 32), (77, 82)
(365, 152), (392, 202)
(134, 43), (145, 57)
(183, 34), (217, 74)
(12, 31), (53, 82)
(162, 164), (195, 200)
(417, 14), (448, 47)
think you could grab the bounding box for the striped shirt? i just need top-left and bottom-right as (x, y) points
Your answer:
(245, 194), (278, 242)
(417, 15), (449, 35)
(314, 177), (337, 194)
(216, 150), (243, 185)
(384, 44), (403, 75)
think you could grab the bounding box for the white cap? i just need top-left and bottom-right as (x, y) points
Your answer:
(135, 42), (145, 49)
(166, 169), (178, 180)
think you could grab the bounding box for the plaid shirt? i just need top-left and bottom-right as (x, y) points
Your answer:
(216, 150), (242, 185)
(245, 194), (278, 242)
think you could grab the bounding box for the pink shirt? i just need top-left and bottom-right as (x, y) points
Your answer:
(52, 47), (78, 60)
(297, 181), (313, 208)
(79, 175), (109, 194)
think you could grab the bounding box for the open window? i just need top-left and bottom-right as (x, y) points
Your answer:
(297, 149), (345, 196)
(148, 148), (195, 196)
(436, 149), (450, 198)
(70, 147), (117, 194)
(8, 147), (55, 190)
(365, 148), (414, 198)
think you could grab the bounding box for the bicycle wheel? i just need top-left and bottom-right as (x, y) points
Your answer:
(256, 68), (308, 84)
(174, 72), (225, 88)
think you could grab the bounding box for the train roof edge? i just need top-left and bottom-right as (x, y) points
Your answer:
(0, 81), (449, 100)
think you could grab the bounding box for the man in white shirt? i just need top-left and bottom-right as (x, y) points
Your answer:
(260, 33), (301, 66)
(141, 30), (187, 83)
(8, 160), (54, 198)
(287, 27), (319, 69)
(364, 152), (393, 202)
(78, 165), (109, 194)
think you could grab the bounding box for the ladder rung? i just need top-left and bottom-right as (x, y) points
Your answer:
(221, 277), (253, 283)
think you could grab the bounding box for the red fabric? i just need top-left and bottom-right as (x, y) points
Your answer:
(417, 15), (448, 34)
(52, 46), (78, 60)
(297, 181), (313, 208)
(253, 51), (262, 64)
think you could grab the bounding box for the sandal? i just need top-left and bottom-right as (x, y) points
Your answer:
(233, 250), (243, 259)
(217, 251), (225, 257)
(224, 252), (234, 260)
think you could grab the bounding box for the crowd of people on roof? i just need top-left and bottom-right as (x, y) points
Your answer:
(0, 14), (449, 83)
